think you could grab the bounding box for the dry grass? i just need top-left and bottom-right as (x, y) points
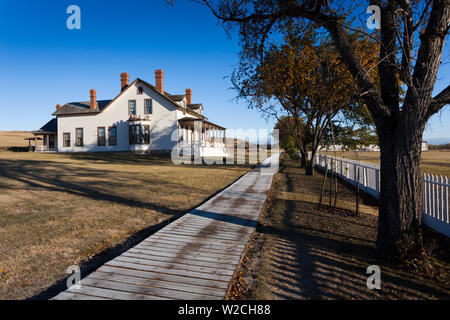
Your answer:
(229, 155), (450, 300)
(0, 131), (35, 150)
(0, 151), (256, 300)
(321, 150), (450, 176)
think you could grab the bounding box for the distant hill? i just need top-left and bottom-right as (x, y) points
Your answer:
(0, 131), (34, 150)
(426, 138), (450, 145)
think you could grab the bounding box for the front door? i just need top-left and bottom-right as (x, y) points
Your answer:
(48, 135), (55, 149)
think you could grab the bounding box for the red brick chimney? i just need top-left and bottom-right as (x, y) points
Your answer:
(155, 69), (164, 94)
(120, 72), (129, 91)
(90, 89), (96, 109)
(185, 89), (192, 105)
(56, 104), (62, 110)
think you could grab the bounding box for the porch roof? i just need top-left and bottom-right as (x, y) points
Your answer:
(32, 118), (57, 135)
(24, 137), (43, 141)
(178, 117), (225, 130)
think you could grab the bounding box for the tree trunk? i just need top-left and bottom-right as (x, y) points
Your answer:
(300, 150), (307, 168)
(305, 161), (314, 175)
(305, 150), (317, 176)
(376, 122), (424, 260)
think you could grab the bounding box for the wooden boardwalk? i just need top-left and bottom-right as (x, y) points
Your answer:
(52, 153), (280, 300)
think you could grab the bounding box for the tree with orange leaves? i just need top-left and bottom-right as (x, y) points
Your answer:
(233, 26), (375, 175)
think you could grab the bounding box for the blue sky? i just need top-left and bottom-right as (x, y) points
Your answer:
(0, 0), (448, 142)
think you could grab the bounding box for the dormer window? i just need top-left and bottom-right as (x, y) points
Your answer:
(137, 86), (144, 95)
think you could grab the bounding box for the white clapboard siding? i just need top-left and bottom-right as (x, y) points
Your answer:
(305, 153), (450, 238)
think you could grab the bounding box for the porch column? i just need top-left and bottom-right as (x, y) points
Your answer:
(202, 124), (206, 142)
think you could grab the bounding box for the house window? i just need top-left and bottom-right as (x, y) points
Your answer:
(145, 99), (152, 114)
(128, 100), (136, 115)
(63, 133), (70, 147)
(129, 124), (150, 145)
(108, 126), (117, 146)
(97, 127), (106, 146)
(137, 87), (144, 95)
(75, 128), (83, 147)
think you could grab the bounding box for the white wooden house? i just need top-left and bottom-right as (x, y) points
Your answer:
(33, 71), (227, 156)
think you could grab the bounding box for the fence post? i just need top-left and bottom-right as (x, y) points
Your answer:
(445, 176), (449, 223)
(434, 175), (438, 220)
(428, 174), (432, 217)
(346, 163), (350, 179)
(432, 174), (436, 218)
(363, 166), (367, 190)
(439, 176), (444, 221)
(375, 168), (380, 198)
(422, 173), (427, 214)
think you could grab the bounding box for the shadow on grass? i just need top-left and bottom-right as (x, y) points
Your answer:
(0, 155), (252, 214)
(0, 159), (183, 214)
(20, 161), (251, 300)
(62, 152), (256, 171)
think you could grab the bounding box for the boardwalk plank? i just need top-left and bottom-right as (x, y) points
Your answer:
(67, 285), (167, 300)
(91, 270), (224, 297)
(133, 243), (242, 259)
(86, 273), (220, 300)
(120, 251), (238, 271)
(116, 255), (235, 276)
(151, 233), (247, 246)
(52, 291), (111, 300)
(138, 239), (244, 255)
(128, 246), (241, 264)
(105, 259), (231, 282)
(98, 265), (229, 290)
(140, 237), (246, 252)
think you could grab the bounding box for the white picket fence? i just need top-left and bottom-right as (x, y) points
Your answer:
(311, 154), (450, 237)
(422, 174), (450, 237)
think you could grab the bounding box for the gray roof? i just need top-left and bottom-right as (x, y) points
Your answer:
(34, 118), (57, 133)
(53, 100), (112, 115)
(178, 116), (225, 130)
(165, 94), (185, 101)
(187, 103), (202, 110)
